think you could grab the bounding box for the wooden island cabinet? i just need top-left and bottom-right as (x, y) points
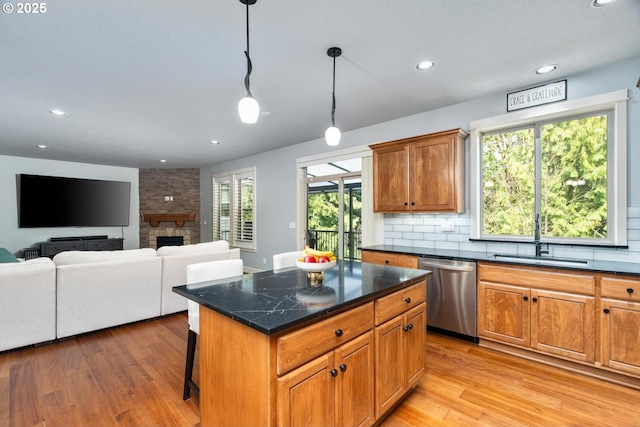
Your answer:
(370, 128), (468, 213)
(174, 261), (429, 427)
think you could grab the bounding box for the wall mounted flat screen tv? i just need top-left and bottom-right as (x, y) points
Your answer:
(17, 174), (131, 228)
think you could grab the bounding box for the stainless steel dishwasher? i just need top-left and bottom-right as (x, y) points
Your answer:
(419, 256), (478, 343)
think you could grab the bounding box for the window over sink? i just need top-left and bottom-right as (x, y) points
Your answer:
(469, 90), (628, 246)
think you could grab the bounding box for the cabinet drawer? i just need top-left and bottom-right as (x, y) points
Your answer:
(478, 263), (595, 295)
(375, 282), (426, 325)
(85, 239), (122, 251)
(276, 302), (373, 375)
(361, 251), (418, 268)
(43, 241), (84, 254)
(601, 277), (640, 302)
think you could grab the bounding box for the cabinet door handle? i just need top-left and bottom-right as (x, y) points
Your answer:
(532, 297), (538, 303)
(523, 296), (529, 301)
(330, 369), (338, 377)
(335, 329), (343, 337)
(411, 202), (415, 206)
(408, 323), (413, 330)
(603, 308), (610, 314)
(403, 325), (409, 332)
(404, 297), (411, 304)
(339, 364), (347, 372)
(627, 288), (634, 294)
(385, 260), (389, 264)
(404, 202), (408, 206)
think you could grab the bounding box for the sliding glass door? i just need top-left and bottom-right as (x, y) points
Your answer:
(305, 159), (361, 261)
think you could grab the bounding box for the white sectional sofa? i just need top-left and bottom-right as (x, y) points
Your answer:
(0, 257), (57, 352)
(54, 248), (162, 339)
(0, 241), (241, 351)
(158, 241), (241, 315)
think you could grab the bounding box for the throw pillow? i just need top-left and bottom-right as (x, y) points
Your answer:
(0, 248), (19, 263)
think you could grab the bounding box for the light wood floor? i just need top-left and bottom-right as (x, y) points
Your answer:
(2, 313), (639, 427)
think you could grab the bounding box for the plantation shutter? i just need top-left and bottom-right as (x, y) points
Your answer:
(212, 175), (231, 242)
(233, 171), (254, 246)
(211, 167), (256, 250)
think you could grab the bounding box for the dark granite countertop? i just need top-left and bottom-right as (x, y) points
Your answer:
(173, 260), (429, 335)
(362, 245), (640, 276)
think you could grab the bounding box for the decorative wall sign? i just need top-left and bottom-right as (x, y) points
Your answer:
(507, 80), (567, 112)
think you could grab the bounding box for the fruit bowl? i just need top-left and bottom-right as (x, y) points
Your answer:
(296, 259), (336, 272)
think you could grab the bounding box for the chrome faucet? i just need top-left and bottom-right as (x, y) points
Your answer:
(534, 214), (549, 257)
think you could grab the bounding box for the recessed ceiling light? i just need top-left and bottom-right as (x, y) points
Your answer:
(210, 140), (220, 145)
(534, 64), (557, 75)
(592, 0), (619, 7)
(416, 60), (436, 71)
(36, 144), (48, 149)
(261, 111), (271, 116)
(49, 109), (66, 116)
(160, 159), (167, 163)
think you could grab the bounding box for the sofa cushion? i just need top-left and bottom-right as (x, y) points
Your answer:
(0, 248), (18, 263)
(53, 248), (157, 266)
(156, 240), (229, 257)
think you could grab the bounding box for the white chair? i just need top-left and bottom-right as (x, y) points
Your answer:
(273, 251), (302, 271)
(183, 258), (244, 400)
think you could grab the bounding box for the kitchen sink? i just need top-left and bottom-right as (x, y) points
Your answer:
(490, 253), (590, 267)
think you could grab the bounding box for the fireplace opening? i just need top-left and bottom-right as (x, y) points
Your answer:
(157, 236), (184, 249)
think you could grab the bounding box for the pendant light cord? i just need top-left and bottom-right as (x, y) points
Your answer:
(331, 55), (336, 126)
(244, 0), (253, 97)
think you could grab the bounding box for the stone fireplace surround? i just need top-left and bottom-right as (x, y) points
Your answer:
(149, 227), (190, 249)
(142, 213), (196, 249)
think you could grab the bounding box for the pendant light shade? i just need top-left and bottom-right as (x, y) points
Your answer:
(238, 0), (259, 124)
(325, 47), (342, 146)
(325, 126), (341, 146)
(238, 96), (259, 124)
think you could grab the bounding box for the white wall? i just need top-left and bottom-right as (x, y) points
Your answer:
(201, 56), (640, 270)
(0, 156), (139, 254)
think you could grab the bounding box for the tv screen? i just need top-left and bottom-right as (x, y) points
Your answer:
(17, 174), (131, 228)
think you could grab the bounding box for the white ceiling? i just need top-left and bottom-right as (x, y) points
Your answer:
(1, 0), (639, 169)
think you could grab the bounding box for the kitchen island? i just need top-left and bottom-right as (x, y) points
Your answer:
(173, 260), (430, 427)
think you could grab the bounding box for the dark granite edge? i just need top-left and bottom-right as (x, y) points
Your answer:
(173, 272), (430, 335)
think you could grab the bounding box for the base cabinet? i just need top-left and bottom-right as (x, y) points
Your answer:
(477, 282), (530, 347)
(478, 263), (596, 363)
(277, 332), (374, 427)
(531, 289), (594, 362)
(600, 276), (640, 377)
(361, 250), (418, 269)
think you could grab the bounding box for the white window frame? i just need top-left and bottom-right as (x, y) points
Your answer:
(212, 166), (257, 251)
(469, 89), (628, 246)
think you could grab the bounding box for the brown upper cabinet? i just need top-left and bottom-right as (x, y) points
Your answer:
(370, 128), (468, 213)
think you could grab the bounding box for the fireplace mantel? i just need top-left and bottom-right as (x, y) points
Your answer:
(142, 213), (196, 227)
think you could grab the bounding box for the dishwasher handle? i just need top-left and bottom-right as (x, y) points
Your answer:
(419, 260), (475, 272)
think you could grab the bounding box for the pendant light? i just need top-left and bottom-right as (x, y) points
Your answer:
(238, 0), (259, 124)
(325, 47), (342, 146)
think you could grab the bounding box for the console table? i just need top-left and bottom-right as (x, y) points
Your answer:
(39, 237), (123, 258)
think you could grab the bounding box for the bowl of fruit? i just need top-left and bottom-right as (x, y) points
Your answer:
(295, 247), (337, 272)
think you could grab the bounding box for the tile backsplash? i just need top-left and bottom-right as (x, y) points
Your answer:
(383, 207), (640, 264)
